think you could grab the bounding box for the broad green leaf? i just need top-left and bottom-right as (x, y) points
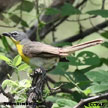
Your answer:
(50, 62), (69, 75)
(13, 55), (22, 66)
(10, 14), (29, 27)
(15, 0), (34, 12)
(18, 63), (29, 71)
(45, 3), (81, 16)
(45, 8), (60, 15)
(67, 51), (100, 66)
(85, 70), (108, 82)
(58, 62), (69, 70)
(101, 42), (108, 48)
(2, 79), (18, 89)
(77, 51), (100, 65)
(0, 47), (6, 53)
(67, 56), (80, 66)
(101, 31), (108, 39)
(10, 14), (20, 23)
(46, 96), (59, 103)
(87, 10), (108, 18)
(50, 66), (66, 75)
(0, 55), (11, 63)
(21, 20), (29, 27)
(85, 70), (108, 93)
(56, 99), (77, 108)
(61, 3), (81, 16)
(83, 89), (92, 96)
(88, 83), (108, 93)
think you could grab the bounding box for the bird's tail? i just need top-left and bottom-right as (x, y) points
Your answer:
(59, 39), (104, 56)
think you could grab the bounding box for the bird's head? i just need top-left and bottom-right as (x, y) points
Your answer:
(2, 31), (28, 44)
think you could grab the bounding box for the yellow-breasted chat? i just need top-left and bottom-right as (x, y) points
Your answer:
(2, 31), (103, 70)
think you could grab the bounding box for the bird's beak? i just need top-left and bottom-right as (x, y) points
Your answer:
(2, 32), (18, 44)
(2, 32), (11, 37)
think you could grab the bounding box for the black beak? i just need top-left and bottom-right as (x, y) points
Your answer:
(2, 32), (11, 37)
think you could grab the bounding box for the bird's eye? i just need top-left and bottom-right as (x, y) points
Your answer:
(13, 32), (17, 35)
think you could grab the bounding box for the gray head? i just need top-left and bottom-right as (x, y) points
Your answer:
(2, 31), (29, 42)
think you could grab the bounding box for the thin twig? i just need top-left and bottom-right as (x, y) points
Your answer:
(66, 15), (96, 22)
(55, 20), (108, 43)
(74, 92), (108, 108)
(102, 0), (106, 9)
(27, 0), (87, 40)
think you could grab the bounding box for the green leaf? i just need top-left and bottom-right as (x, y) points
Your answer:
(88, 82), (108, 93)
(77, 51), (100, 65)
(1, 36), (10, 52)
(67, 51), (100, 66)
(15, 0), (34, 12)
(45, 8), (60, 15)
(87, 10), (108, 18)
(101, 58), (108, 66)
(56, 99), (77, 108)
(0, 47), (6, 53)
(101, 31), (108, 39)
(85, 70), (108, 82)
(83, 89), (92, 96)
(19, 79), (31, 88)
(18, 63), (29, 71)
(67, 56), (80, 66)
(10, 14), (20, 23)
(2, 79), (18, 89)
(58, 62), (69, 70)
(13, 55), (22, 66)
(101, 42), (108, 48)
(46, 96), (58, 103)
(21, 20), (29, 27)
(50, 62), (69, 75)
(10, 14), (29, 27)
(61, 3), (81, 16)
(85, 70), (108, 93)
(50, 66), (66, 75)
(45, 3), (81, 16)
(0, 55), (11, 63)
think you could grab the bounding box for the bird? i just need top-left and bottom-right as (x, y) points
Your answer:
(2, 31), (103, 70)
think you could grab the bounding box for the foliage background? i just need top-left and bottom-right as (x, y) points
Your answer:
(0, 0), (108, 108)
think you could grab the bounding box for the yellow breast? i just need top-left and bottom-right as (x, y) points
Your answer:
(16, 43), (30, 64)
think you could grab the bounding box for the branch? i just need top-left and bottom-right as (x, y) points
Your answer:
(0, 0), (21, 12)
(47, 75), (74, 95)
(26, 68), (53, 108)
(0, 85), (15, 108)
(56, 20), (108, 43)
(27, 0), (87, 40)
(73, 92), (108, 108)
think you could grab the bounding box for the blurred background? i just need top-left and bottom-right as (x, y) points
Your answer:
(0, 0), (108, 108)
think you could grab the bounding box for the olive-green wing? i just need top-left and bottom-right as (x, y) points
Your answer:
(23, 42), (60, 58)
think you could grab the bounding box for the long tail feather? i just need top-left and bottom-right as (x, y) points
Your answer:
(59, 39), (104, 56)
